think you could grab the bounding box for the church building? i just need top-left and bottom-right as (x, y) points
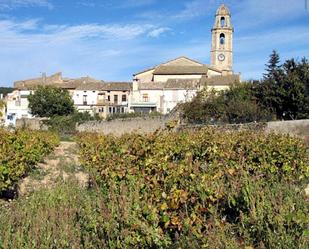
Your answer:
(130, 4), (240, 114)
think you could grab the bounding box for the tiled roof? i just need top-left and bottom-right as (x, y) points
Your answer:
(101, 82), (132, 91)
(133, 56), (205, 76)
(138, 79), (200, 90)
(153, 66), (209, 75)
(201, 74), (241, 86)
(14, 73), (104, 90)
(75, 82), (105, 91)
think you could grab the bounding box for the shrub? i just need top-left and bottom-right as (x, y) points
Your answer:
(182, 84), (274, 124)
(77, 129), (309, 248)
(0, 179), (172, 249)
(0, 129), (59, 195)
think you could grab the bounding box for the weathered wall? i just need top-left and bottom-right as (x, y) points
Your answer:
(76, 116), (173, 135)
(265, 119), (309, 138)
(16, 118), (48, 130)
(77, 119), (309, 137)
(177, 122), (267, 132)
(17, 117), (309, 139)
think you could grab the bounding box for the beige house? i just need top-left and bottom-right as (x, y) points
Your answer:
(73, 82), (132, 119)
(6, 72), (132, 124)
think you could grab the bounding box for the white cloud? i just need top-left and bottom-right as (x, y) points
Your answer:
(172, 0), (217, 20)
(120, 0), (156, 8)
(0, 19), (158, 46)
(148, 27), (170, 38)
(0, 0), (53, 10)
(0, 18), (173, 85)
(76, 0), (157, 9)
(76, 1), (96, 8)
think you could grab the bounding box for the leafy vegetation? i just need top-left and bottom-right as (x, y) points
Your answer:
(182, 51), (309, 123)
(76, 129), (309, 248)
(182, 84), (273, 124)
(0, 129), (59, 195)
(45, 111), (100, 137)
(28, 85), (75, 117)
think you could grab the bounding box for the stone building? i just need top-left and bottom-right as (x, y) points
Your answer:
(73, 82), (132, 119)
(130, 4), (240, 114)
(5, 72), (131, 125)
(210, 4), (234, 73)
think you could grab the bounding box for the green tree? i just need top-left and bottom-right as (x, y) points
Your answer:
(256, 53), (309, 120)
(182, 89), (225, 124)
(263, 50), (282, 81)
(28, 86), (75, 117)
(256, 51), (285, 116)
(222, 83), (273, 123)
(280, 59), (309, 119)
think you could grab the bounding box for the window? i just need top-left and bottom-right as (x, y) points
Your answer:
(142, 93), (149, 102)
(114, 95), (118, 104)
(122, 94), (127, 102)
(220, 17), (225, 27)
(107, 95), (110, 102)
(99, 108), (104, 113)
(220, 33), (225, 45)
(98, 93), (105, 102)
(109, 107), (112, 113)
(83, 95), (87, 105)
(121, 107), (125, 113)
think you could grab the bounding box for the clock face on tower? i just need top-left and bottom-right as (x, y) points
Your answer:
(218, 54), (225, 61)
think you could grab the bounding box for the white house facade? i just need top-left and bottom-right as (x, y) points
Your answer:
(5, 90), (33, 126)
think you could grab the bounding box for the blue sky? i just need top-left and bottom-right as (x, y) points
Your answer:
(0, 0), (308, 86)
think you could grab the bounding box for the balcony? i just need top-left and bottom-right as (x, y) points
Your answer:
(97, 99), (108, 105)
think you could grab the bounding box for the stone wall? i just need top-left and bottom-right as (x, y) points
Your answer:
(265, 119), (309, 138)
(18, 117), (309, 139)
(179, 120), (309, 138)
(16, 118), (48, 130)
(77, 119), (309, 137)
(76, 116), (173, 135)
(177, 122), (267, 132)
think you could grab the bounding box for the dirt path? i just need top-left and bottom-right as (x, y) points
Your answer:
(18, 141), (89, 197)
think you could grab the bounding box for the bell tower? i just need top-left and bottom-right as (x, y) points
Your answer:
(211, 4), (234, 74)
